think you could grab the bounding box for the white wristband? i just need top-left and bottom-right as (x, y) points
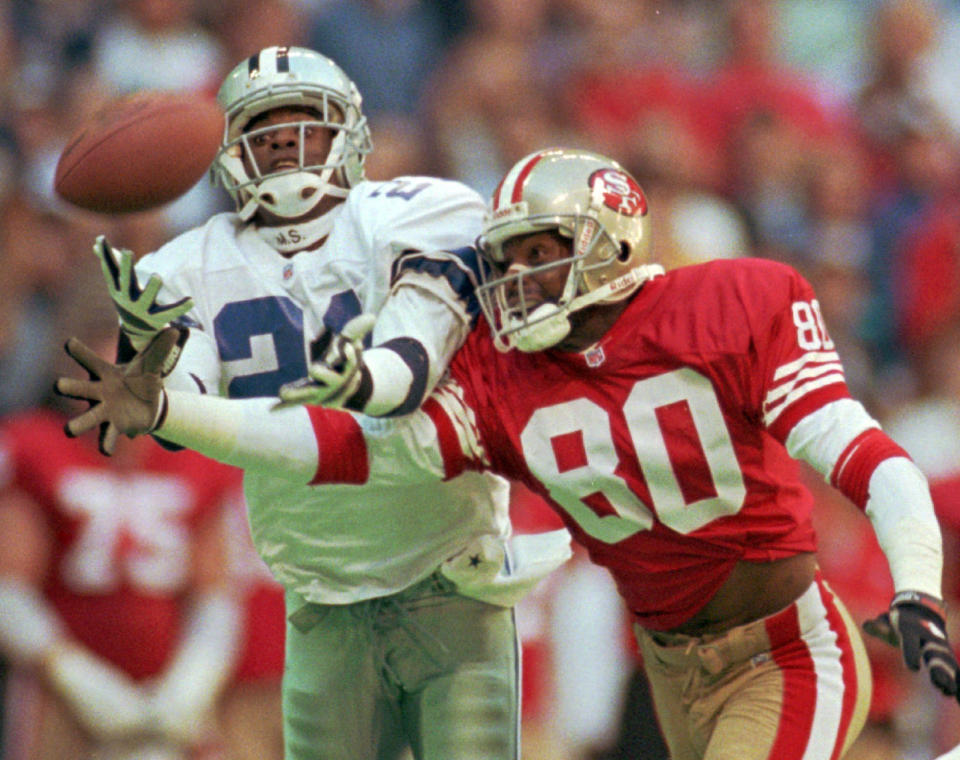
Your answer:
(361, 347), (414, 417)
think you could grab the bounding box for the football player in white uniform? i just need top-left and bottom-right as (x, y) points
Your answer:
(85, 46), (569, 760)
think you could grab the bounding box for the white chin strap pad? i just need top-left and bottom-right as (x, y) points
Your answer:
(508, 303), (572, 352)
(253, 170), (347, 219)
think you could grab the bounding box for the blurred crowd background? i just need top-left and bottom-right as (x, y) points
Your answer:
(4, 0), (960, 758)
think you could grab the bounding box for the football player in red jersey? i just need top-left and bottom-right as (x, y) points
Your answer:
(0, 389), (244, 758)
(58, 148), (959, 760)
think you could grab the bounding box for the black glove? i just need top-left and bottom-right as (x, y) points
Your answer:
(864, 590), (959, 700)
(55, 327), (188, 455)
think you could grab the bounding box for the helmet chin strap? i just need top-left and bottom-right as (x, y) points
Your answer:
(249, 169), (348, 220)
(507, 303), (572, 352)
(504, 264), (664, 352)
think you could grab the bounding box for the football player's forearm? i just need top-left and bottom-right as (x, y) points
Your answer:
(158, 391), (319, 482)
(359, 345), (418, 416)
(160, 390), (456, 488)
(150, 590), (241, 742)
(358, 284), (469, 417)
(0, 579), (150, 736)
(865, 457), (943, 598)
(0, 578), (65, 663)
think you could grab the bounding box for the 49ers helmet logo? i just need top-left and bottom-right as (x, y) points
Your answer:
(589, 169), (647, 217)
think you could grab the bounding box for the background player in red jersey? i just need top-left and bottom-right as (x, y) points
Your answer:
(215, 488), (286, 760)
(0, 310), (246, 760)
(57, 148), (960, 760)
(0, 419), (244, 760)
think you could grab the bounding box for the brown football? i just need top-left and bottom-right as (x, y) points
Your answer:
(54, 90), (224, 214)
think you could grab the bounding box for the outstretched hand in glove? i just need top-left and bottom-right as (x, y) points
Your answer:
(54, 327), (187, 455)
(275, 313), (376, 410)
(94, 235), (194, 349)
(863, 590), (960, 701)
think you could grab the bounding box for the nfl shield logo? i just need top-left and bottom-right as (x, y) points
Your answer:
(585, 345), (605, 367)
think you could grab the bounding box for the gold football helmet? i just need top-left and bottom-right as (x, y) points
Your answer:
(477, 148), (658, 352)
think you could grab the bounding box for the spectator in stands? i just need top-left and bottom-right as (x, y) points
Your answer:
(91, 0), (224, 96)
(428, 0), (568, 195)
(309, 0), (451, 120)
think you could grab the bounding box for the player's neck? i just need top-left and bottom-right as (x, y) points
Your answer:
(557, 297), (634, 352)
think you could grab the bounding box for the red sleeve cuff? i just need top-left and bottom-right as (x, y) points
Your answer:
(306, 406), (370, 485)
(830, 427), (912, 510)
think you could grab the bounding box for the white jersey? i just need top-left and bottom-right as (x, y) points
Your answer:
(135, 176), (511, 603)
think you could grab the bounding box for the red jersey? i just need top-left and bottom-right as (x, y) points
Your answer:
(424, 258), (849, 629)
(0, 409), (241, 680)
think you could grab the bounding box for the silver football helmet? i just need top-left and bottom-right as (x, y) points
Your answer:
(212, 46), (372, 221)
(477, 148), (658, 352)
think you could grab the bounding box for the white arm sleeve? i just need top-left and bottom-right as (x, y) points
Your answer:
(0, 578), (64, 663)
(361, 347), (416, 417)
(150, 591), (241, 743)
(784, 398), (880, 477)
(786, 398), (943, 597)
(361, 284), (472, 417)
(158, 391), (319, 482)
(44, 641), (152, 737)
(865, 457), (943, 597)
(0, 580), (151, 737)
(159, 389), (456, 488)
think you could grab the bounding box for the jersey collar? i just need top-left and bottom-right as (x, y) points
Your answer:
(254, 204), (345, 255)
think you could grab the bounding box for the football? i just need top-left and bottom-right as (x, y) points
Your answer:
(54, 90), (224, 214)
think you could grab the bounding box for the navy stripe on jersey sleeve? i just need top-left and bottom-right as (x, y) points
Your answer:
(390, 246), (484, 322)
(378, 337), (430, 416)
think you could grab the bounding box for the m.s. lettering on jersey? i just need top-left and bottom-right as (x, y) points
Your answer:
(308, 258), (852, 631)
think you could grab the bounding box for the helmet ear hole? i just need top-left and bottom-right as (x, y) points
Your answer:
(618, 242), (631, 262)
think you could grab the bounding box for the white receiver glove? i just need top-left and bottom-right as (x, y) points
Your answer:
(44, 642), (152, 739)
(94, 235), (194, 350)
(276, 313), (376, 409)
